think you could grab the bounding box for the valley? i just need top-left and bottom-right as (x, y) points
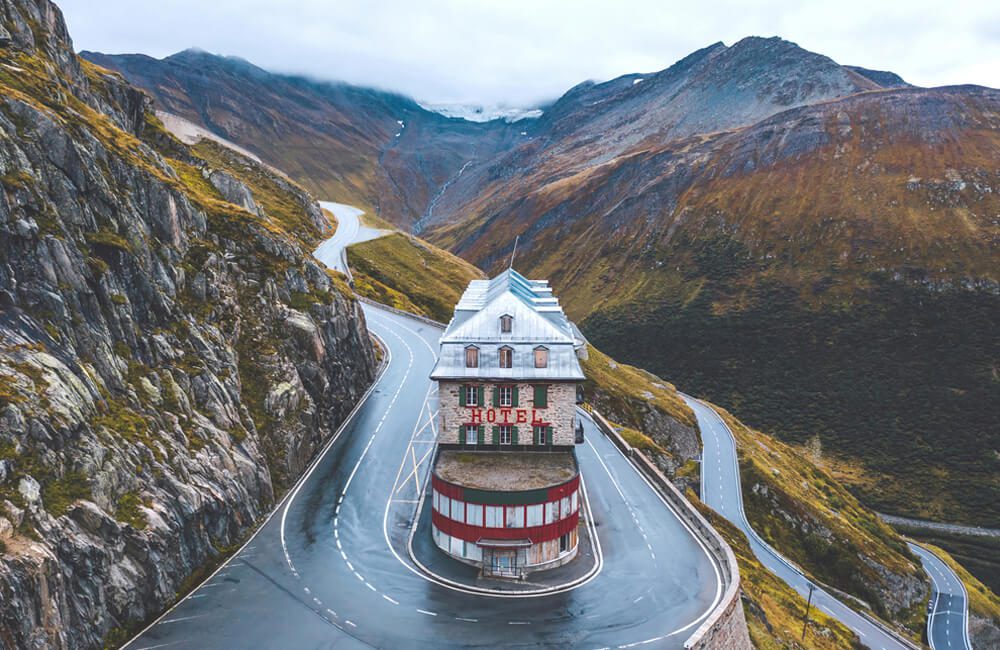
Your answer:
(1, 0), (998, 647)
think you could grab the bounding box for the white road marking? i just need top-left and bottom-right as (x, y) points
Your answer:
(383, 595), (399, 605)
(417, 609), (438, 616)
(158, 614), (208, 625)
(457, 617), (478, 622)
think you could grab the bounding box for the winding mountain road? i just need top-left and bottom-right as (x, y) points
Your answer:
(123, 208), (724, 649)
(687, 395), (973, 649)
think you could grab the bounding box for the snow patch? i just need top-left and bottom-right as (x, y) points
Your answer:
(418, 103), (543, 123)
(633, 78), (644, 85)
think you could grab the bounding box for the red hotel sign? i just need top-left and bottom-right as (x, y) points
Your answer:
(467, 408), (547, 426)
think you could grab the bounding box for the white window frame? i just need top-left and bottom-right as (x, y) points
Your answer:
(571, 491), (578, 514)
(499, 385), (513, 407)
(467, 503), (484, 526)
(465, 424), (478, 444)
(499, 424), (513, 445)
(526, 503), (544, 527)
(505, 505), (524, 528)
(465, 385), (479, 406)
(439, 495), (450, 517)
(498, 346), (513, 368)
(485, 505), (503, 527)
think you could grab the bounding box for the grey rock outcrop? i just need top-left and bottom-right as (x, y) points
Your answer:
(0, 1), (376, 648)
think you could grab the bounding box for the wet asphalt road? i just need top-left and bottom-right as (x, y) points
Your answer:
(124, 306), (723, 649)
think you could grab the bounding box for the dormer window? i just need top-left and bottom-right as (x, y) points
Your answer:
(465, 345), (479, 368)
(534, 346), (549, 368)
(499, 314), (513, 333)
(498, 346), (513, 369)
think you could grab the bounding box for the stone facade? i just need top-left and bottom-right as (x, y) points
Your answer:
(439, 381), (578, 447)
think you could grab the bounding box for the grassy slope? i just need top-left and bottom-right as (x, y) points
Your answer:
(714, 406), (927, 636)
(347, 232), (485, 322)
(696, 504), (864, 649)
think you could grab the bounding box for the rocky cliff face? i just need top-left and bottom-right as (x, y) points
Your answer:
(0, 1), (375, 647)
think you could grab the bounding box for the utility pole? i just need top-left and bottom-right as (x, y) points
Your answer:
(801, 582), (815, 643)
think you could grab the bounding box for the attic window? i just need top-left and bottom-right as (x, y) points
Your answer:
(465, 345), (479, 368)
(534, 346), (549, 368)
(499, 346), (513, 369)
(499, 314), (513, 333)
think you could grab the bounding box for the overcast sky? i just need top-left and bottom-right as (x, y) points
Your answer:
(59, 0), (999, 107)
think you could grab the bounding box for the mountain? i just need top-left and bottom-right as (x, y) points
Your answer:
(424, 43), (1000, 531)
(0, 1), (375, 647)
(86, 30), (998, 580)
(80, 48), (523, 229)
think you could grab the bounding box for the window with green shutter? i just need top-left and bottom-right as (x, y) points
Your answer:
(512, 426), (519, 445)
(492, 426), (499, 444)
(459, 384), (467, 407)
(458, 425), (466, 444)
(511, 385), (519, 407)
(533, 384), (548, 408)
(477, 385), (485, 407)
(546, 425), (553, 445)
(477, 425), (485, 445)
(492, 386), (500, 407)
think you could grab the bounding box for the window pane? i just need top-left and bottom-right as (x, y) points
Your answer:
(526, 504), (543, 526)
(545, 501), (557, 524)
(561, 496), (571, 518)
(466, 425), (478, 444)
(440, 495), (450, 516)
(466, 347), (478, 368)
(500, 315), (512, 333)
(505, 506), (524, 528)
(486, 505), (503, 527)
(571, 491), (578, 513)
(467, 504), (484, 526)
(451, 499), (465, 523)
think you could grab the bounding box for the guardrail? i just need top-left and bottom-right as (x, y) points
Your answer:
(356, 295), (447, 330)
(682, 395), (924, 650)
(581, 405), (750, 649)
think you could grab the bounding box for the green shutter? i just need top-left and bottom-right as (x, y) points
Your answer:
(534, 384), (547, 408)
(458, 425), (466, 444)
(512, 426), (519, 445)
(492, 426), (499, 445)
(477, 385), (484, 406)
(478, 425), (485, 445)
(512, 385), (519, 407)
(547, 426), (553, 445)
(459, 384), (466, 407)
(492, 386), (500, 407)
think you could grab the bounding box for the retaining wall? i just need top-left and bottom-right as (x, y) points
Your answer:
(584, 407), (752, 650)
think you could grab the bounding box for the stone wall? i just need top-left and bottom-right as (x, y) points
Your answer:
(439, 381), (578, 445)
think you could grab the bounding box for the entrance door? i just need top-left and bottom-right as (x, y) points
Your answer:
(489, 550), (518, 578)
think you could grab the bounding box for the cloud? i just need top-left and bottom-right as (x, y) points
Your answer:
(59, 0), (1000, 106)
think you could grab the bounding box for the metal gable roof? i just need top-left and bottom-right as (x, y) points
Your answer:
(431, 268), (585, 381)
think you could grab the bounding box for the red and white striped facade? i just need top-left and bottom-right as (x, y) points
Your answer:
(430, 469), (580, 575)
